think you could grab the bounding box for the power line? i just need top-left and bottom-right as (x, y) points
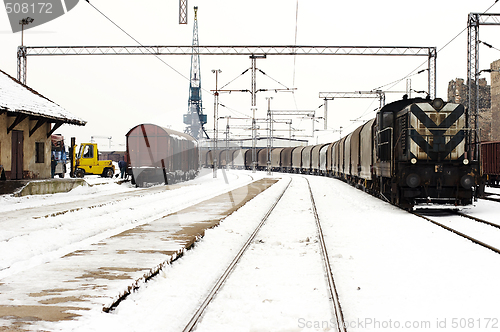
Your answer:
(84, 0), (191, 83)
(480, 40), (500, 53)
(373, 0), (500, 94)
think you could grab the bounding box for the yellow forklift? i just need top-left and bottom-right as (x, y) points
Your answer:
(70, 138), (115, 178)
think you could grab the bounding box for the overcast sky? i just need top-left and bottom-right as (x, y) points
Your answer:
(1, 0), (500, 148)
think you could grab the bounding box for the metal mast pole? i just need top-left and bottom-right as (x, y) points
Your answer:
(467, 13), (479, 159)
(466, 13), (500, 159)
(406, 79), (412, 98)
(250, 55), (264, 173)
(266, 97), (273, 175)
(212, 69), (221, 178)
(323, 98), (328, 130)
(225, 116), (230, 170)
(251, 107), (257, 173)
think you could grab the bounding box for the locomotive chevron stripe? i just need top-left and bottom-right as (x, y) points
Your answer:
(409, 103), (466, 161)
(409, 130), (466, 161)
(410, 103), (465, 135)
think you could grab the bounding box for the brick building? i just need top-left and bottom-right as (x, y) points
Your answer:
(0, 69), (86, 180)
(447, 63), (498, 142)
(491, 59), (500, 141)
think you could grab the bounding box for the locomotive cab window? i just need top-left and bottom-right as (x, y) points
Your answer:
(430, 113), (437, 124)
(439, 113), (446, 125)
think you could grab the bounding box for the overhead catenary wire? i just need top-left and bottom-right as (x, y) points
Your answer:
(84, 1), (257, 121)
(373, 0), (500, 94)
(258, 69), (294, 91)
(84, 0), (191, 84)
(480, 40), (500, 53)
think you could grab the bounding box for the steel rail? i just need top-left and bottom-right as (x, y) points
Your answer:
(452, 210), (500, 230)
(482, 196), (500, 203)
(305, 177), (347, 332)
(481, 193), (500, 203)
(182, 177), (292, 332)
(411, 211), (500, 255)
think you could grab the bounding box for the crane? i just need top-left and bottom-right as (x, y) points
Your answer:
(183, 6), (207, 140)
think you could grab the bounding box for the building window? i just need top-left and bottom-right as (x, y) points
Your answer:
(35, 142), (44, 163)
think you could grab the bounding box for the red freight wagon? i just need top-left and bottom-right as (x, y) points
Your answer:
(126, 124), (198, 187)
(481, 141), (500, 186)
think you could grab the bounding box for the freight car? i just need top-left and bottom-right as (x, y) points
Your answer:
(126, 124), (199, 187)
(481, 141), (500, 186)
(280, 147), (296, 173)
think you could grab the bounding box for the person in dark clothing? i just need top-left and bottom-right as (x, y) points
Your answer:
(118, 159), (127, 179)
(51, 153), (56, 178)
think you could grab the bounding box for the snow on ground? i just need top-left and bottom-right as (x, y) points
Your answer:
(192, 176), (333, 331)
(2, 171), (500, 331)
(0, 169), (262, 279)
(309, 176), (500, 331)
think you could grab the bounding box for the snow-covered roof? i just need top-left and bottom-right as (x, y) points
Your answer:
(0, 69), (86, 126)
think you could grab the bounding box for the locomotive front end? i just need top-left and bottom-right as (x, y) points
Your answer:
(395, 98), (481, 206)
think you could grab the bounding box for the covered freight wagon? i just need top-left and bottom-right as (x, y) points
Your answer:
(233, 149), (246, 169)
(281, 147), (296, 173)
(312, 143), (329, 175)
(482, 141), (500, 186)
(126, 124), (198, 187)
(292, 147), (305, 173)
(270, 148), (284, 171)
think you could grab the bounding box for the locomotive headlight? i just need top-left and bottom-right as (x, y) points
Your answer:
(460, 175), (474, 190)
(411, 158), (417, 164)
(432, 98), (444, 110)
(463, 158), (469, 165)
(406, 173), (421, 188)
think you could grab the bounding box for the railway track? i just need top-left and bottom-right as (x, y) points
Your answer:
(305, 177), (347, 332)
(182, 176), (346, 332)
(482, 192), (500, 203)
(411, 209), (500, 255)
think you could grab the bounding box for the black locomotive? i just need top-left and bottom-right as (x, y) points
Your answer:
(371, 96), (482, 208)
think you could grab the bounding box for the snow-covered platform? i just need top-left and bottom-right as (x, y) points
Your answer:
(0, 177), (277, 331)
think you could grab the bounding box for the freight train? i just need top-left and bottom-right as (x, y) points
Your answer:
(202, 96), (484, 209)
(126, 124), (199, 187)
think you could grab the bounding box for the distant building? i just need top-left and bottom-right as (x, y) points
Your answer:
(448, 76), (493, 142)
(491, 59), (500, 141)
(0, 69), (86, 180)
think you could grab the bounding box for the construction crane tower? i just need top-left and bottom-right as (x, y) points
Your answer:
(183, 6), (207, 140)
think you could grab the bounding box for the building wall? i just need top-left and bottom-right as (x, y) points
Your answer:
(0, 113), (6, 175)
(0, 113), (52, 179)
(447, 77), (492, 142)
(491, 59), (500, 141)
